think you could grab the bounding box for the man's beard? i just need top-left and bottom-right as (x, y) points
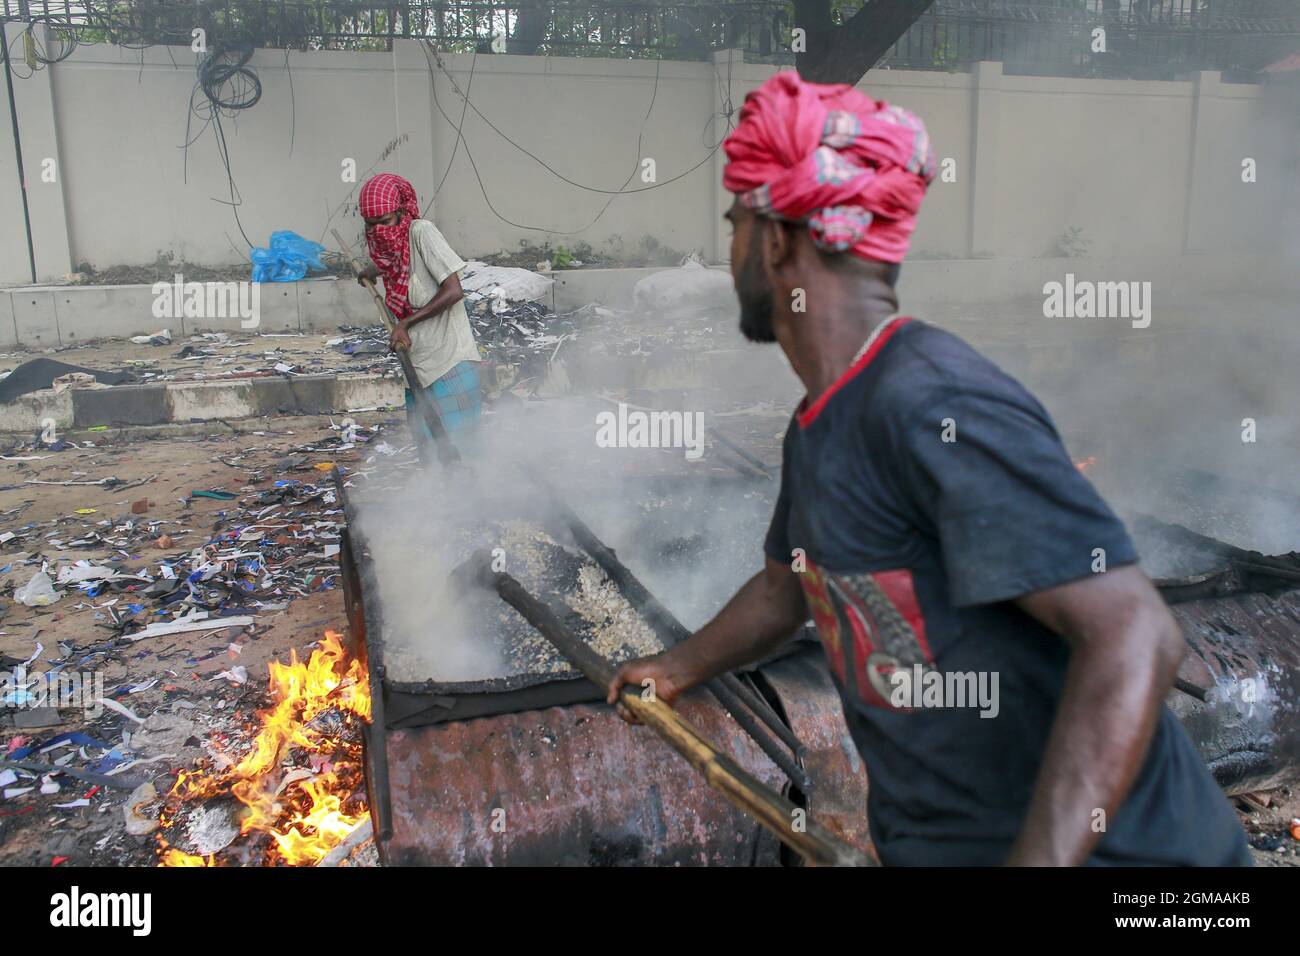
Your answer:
(736, 253), (777, 343)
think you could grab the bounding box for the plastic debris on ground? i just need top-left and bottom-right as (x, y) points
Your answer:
(632, 259), (734, 318)
(460, 260), (553, 304)
(129, 330), (173, 346)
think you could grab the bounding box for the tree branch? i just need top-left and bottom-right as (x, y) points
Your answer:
(794, 0), (936, 85)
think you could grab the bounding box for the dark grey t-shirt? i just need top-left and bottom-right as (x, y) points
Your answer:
(765, 318), (1249, 866)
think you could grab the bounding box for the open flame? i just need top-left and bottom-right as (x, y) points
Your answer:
(158, 630), (371, 866)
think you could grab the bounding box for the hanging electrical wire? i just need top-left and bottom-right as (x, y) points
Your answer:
(3, 13), (79, 78)
(197, 38), (262, 111)
(179, 39), (265, 250)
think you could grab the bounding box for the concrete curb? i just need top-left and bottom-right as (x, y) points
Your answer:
(0, 371), (404, 434)
(5, 254), (1299, 345)
(51, 409), (404, 446)
(0, 309), (1213, 434)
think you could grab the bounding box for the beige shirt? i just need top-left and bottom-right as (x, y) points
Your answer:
(403, 218), (481, 389)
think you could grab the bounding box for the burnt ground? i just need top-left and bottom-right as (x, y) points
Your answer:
(0, 405), (1296, 867)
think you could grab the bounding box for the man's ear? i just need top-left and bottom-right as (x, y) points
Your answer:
(759, 218), (794, 273)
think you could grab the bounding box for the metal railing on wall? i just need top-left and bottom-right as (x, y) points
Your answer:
(3, 1), (1297, 79)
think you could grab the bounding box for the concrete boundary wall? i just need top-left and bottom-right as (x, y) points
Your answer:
(1, 30), (1296, 287)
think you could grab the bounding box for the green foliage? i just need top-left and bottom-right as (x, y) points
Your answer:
(930, 23), (960, 72)
(494, 234), (697, 269)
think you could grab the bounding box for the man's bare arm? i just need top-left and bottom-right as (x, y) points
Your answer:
(389, 273), (465, 351)
(405, 272), (464, 326)
(1006, 564), (1185, 866)
(606, 558), (807, 710)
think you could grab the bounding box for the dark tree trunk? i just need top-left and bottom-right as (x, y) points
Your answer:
(793, 0), (935, 85)
(509, 0), (550, 55)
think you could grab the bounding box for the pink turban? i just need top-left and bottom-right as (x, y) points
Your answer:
(722, 72), (935, 264)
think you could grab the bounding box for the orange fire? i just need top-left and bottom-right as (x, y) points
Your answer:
(158, 848), (215, 867)
(158, 630), (371, 866)
(1074, 456), (1097, 473)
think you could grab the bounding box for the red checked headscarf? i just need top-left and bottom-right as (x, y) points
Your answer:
(722, 72), (936, 264)
(359, 173), (421, 319)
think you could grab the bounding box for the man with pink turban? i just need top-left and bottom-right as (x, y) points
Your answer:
(357, 173), (482, 463)
(609, 72), (1247, 868)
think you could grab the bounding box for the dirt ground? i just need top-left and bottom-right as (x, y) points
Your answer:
(0, 413), (399, 866)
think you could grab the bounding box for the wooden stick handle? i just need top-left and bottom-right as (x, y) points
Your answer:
(617, 689), (862, 866)
(331, 228), (398, 332)
(480, 563), (871, 867)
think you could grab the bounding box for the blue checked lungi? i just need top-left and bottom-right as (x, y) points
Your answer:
(406, 361), (482, 449)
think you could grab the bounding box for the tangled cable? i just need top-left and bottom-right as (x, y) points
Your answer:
(4, 13), (80, 77)
(197, 38), (262, 112)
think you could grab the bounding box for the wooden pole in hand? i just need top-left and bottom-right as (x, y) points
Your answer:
(452, 554), (873, 867)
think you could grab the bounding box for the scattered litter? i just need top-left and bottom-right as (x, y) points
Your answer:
(124, 781), (160, 836)
(129, 714), (199, 756)
(183, 803), (240, 855)
(25, 477), (122, 487)
(211, 665), (248, 685)
(633, 260), (734, 318)
(55, 562), (126, 586)
(0, 358), (132, 403)
(460, 261), (553, 304)
(0, 416), (362, 864)
(190, 489), (237, 501)
(126, 614), (255, 642)
(129, 329), (172, 346)
(99, 699), (147, 725)
(52, 371), (106, 393)
(14, 571), (58, 607)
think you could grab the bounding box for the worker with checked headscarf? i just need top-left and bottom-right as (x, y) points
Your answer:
(357, 173), (482, 463)
(608, 72), (1248, 867)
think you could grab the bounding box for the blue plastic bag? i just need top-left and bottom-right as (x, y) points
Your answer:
(250, 230), (327, 283)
